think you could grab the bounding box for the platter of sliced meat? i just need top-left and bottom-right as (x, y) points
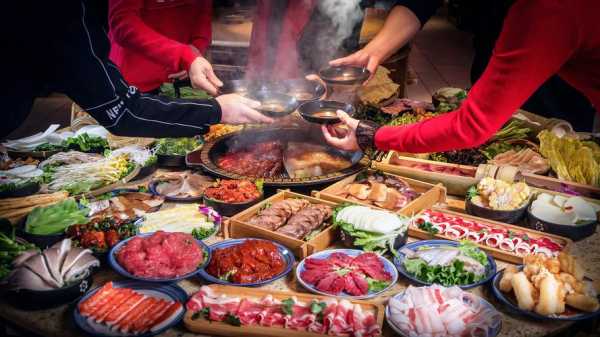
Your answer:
(184, 284), (384, 337)
(386, 285), (502, 337)
(109, 231), (210, 282)
(296, 249), (398, 299)
(411, 208), (571, 264)
(199, 238), (294, 287)
(73, 280), (186, 337)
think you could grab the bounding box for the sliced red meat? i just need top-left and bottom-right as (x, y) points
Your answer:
(315, 272), (341, 294)
(351, 271), (369, 295)
(343, 274), (363, 296)
(237, 298), (265, 325)
(328, 252), (354, 268)
(286, 302), (315, 331)
(352, 252), (391, 281)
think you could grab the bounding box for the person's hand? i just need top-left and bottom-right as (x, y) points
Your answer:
(216, 94), (274, 124)
(168, 70), (188, 81)
(329, 48), (383, 83)
(321, 110), (360, 151)
(189, 56), (223, 96)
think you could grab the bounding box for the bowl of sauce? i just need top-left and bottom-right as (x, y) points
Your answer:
(249, 91), (299, 118)
(298, 100), (355, 124)
(318, 66), (370, 85)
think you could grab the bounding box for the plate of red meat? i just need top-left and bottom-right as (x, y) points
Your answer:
(296, 249), (398, 299)
(109, 231), (210, 282)
(73, 280), (187, 337)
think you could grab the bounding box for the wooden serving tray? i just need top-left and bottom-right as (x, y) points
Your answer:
(373, 152), (479, 196)
(409, 207), (573, 264)
(183, 285), (385, 337)
(228, 191), (339, 259)
(314, 169), (446, 217)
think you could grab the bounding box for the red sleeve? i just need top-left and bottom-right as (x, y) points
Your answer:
(374, 0), (579, 153)
(190, 0), (213, 54)
(108, 0), (198, 73)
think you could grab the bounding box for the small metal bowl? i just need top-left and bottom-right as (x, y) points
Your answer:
(318, 66), (370, 85)
(282, 78), (326, 103)
(298, 100), (355, 124)
(220, 79), (252, 97)
(249, 91), (299, 118)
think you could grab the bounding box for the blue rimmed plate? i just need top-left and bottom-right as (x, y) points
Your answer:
(385, 288), (502, 337)
(296, 249), (398, 300)
(197, 238), (294, 287)
(109, 233), (210, 283)
(73, 280), (187, 337)
(492, 265), (600, 321)
(393, 239), (497, 289)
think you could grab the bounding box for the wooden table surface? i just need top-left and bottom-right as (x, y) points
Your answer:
(1, 175), (599, 337)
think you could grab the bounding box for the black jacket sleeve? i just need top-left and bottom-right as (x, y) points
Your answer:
(391, 0), (442, 26)
(9, 0), (221, 138)
(58, 0), (222, 137)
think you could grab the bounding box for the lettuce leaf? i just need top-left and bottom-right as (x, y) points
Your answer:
(458, 240), (488, 266)
(403, 258), (483, 286)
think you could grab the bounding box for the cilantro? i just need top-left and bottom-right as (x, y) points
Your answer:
(201, 307), (211, 320)
(192, 226), (216, 240)
(418, 221), (439, 235)
(310, 301), (327, 315)
(281, 298), (295, 316)
(224, 313), (241, 326)
(522, 234), (530, 242)
(466, 186), (479, 200)
(335, 268), (352, 277)
(191, 312), (201, 320)
(507, 230), (515, 239)
(219, 269), (237, 282)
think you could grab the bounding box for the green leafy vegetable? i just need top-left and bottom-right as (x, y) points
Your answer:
(191, 226), (216, 240)
(457, 240), (488, 266)
(366, 277), (390, 292)
(310, 301), (327, 315)
(466, 186), (479, 200)
(154, 137), (202, 156)
(417, 221), (439, 235)
(25, 199), (89, 235)
(282, 298), (295, 316)
(224, 313), (241, 326)
(491, 120), (531, 142)
(0, 225), (37, 279)
(219, 269), (237, 282)
(64, 134), (109, 152)
(160, 83), (211, 99)
(34, 143), (65, 152)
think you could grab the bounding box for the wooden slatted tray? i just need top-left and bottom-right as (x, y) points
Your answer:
(183, 284), (385, 337)
(409, 207), (573, 264)
(314, 169), (446, 217)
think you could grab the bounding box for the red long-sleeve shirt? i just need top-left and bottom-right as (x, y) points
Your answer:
(108, 0), (212, 92)
(375, 0), (600, 153)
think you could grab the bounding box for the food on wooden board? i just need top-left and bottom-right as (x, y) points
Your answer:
(107, 145), (156, 168)
(334, 205), (409, 254)
(390, 157), (474, 177)
(499, 252), (599, 315)
(469, 177), (531, 211)
(86, 192), (164, 222)
(299, 252), (392, 296)
(44, 153), (136, 195)
(7, 238), (98, 290)
(39, 151), (103, 168)
(204, 179), (261, 203)
(400, 241), (489, 286)
(490, 148), (550, 175)
(186, 285), (381, 336)
(0, 191), (69, 224)
(283, 143), (352, 179)
(538, 130), (600, 187)
(0, 164), (43, 195)
(206, 239), (286, 284)
(387, 285), (501, 337)
(413, 209), (566, 257)
(78, 281), (183, 334)
(138, 204), (220, 240)
(115, 231), (204, 279)
(248, 199), (333, 241)
(25, 198), (89, 235)
(153, 171), (213, 198)
(334, 172), (419, 211)
(530, 193), (599, 226)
